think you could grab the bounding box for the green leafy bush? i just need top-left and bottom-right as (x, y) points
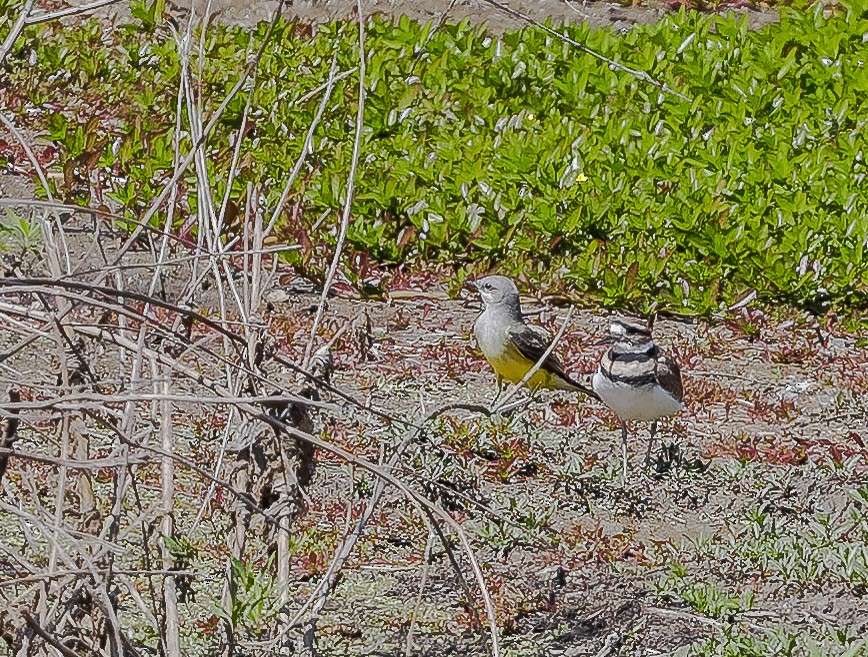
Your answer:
(2, 1), (868, 314)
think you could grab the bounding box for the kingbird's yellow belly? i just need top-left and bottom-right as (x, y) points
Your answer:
(488, 348), (551, 390)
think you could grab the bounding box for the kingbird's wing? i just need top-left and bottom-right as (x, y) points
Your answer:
(508, 325), (568, 376)
(508, 325), (600, 400)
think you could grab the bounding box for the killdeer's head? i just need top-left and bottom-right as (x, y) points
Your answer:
(467, 275), (521, 310)
(601, 318), (653, 345)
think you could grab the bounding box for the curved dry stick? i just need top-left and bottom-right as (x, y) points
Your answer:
(264, 52), (342, 236)
(0, 278), (244, 352)
(405, 528), (436, 657)
(0, 112), (54, 197)
(22, 613), (83, 657)
(0, 448), (150, 470)
(0, 113), (75, 278)
(399, 464), (562, 543)
(0, 281), (469, 437)
(25, 0), (123, 24)
(0, 569), (196, 588)
(282, 397), (503, 654)
(215, 63), (258, 241)
(2, 391), (338, 418)
(256, 411), (502, 657)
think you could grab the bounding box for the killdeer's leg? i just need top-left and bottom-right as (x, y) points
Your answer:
(645, 420), (658, 468)
(620, 421), (629, 481)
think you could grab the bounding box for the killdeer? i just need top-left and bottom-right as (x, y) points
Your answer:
(469, 276), (599, 401)
(592, 318), (684, 479)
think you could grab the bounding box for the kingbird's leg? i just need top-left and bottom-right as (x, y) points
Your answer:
(645, 420), (658, 468)
(492, 374), (504, 405)
(621, 421), (629, 482)
(529, 382), (542, 402)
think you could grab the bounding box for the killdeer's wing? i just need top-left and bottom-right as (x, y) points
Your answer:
(655, 353), (683, 402)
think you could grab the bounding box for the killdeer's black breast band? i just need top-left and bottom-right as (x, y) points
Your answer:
(600, 362), (658, 387)
(610, 347), (658, 363)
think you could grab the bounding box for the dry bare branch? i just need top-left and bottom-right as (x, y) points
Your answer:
(24, 0), (124, 24)
(302, 7), (368, 370)
(0, 0), (34, 64)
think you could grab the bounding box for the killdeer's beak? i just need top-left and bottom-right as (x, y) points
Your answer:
(596, 335), (616, 346)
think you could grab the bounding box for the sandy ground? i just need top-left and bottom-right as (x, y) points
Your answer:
(254, 266), (867, 655)
(1, 189), (866, 656)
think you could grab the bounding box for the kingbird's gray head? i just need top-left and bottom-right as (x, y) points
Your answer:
(468, 275), (520, 312)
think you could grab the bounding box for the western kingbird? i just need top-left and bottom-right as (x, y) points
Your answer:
(469, 275), (598, 400)
(592, 318), (683, 478)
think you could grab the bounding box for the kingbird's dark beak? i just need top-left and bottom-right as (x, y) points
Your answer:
(465, 279), (479, 292)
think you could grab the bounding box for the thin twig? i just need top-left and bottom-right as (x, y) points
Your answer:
(1, 392), (337, 413)
(0, 0), (34, 64)
(22, 613), (84, 657)
(156, 361), (181, 656)
(0, 388), (21, 482)
(302, 12), (367, 369)
(0, 569), (197, 588)
(405, 528), (436, 657)
(264, 52), (342, 236)
(479, 0), (691, 102)
(492, 307), (575, 413)
(25, 0), (123, 24)
(0, 448), (151, 469)
(0, 118), (73, 276)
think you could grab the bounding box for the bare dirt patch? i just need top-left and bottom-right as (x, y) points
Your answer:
(263, 278), (868, 655)
(2, 192), (866, 656)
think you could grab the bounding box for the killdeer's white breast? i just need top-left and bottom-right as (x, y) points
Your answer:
(593, 342), (683, 422)
(593, 368), (682, 421)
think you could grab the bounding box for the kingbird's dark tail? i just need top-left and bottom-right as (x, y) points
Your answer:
(553, 372), (601, 402)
